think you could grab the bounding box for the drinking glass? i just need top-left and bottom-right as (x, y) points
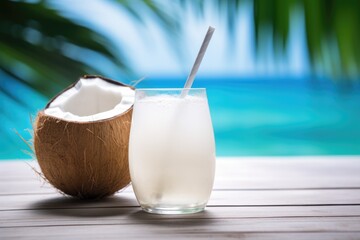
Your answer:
(129, 88), (216, 214)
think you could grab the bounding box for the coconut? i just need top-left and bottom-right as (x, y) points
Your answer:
(34, 75), (135, 199)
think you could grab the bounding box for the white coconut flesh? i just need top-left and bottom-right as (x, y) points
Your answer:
(44, 77), (134, 122)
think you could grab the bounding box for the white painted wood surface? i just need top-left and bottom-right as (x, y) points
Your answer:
(0, 157), (360, 239)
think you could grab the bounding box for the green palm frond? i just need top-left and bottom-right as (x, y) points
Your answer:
(252, 0), (360, 77)
(186, 0), (360, 78)
(118, 0), (180, 30)
(114, 0), (182, 57)
(0, 1), (125, 98)
(0, 0), (179, 101)
(0, 0), (359, 104)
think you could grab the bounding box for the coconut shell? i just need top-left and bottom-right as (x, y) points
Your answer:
(34, 76), (133, 199)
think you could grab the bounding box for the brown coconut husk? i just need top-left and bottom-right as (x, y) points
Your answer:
(34, 76), (133, 199)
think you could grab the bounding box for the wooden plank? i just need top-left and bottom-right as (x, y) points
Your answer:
(2, 177), (360, 196)
(215, 157), (360, 190)
(0, 158), (360, 239)
(0, 180), (55, 195)
(1, 205), (360, 228)
(1, 157), (360, 195)
(1, 231), (358, 240)
(1, 217), (360, 239)
(0, 160), (35, 180)
(0, 189), (359, 211)
(0, 231), (359, 240)
(2, 157), (360, 181)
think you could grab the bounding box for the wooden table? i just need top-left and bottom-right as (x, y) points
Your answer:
(1, 157), (360, 239)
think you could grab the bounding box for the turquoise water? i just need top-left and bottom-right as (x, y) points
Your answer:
(1, 76), (360, 159)
(141, 77), (360, 156)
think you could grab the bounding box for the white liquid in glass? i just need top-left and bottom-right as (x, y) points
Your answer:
(129, 91), (215, 214)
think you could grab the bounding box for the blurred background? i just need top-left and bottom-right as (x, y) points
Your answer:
(1, 0), (360, 159)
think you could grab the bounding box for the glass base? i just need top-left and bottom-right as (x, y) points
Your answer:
(141, 204), (206, 215)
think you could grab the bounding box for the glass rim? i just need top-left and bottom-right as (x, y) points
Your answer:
(135, 88), (206, 91)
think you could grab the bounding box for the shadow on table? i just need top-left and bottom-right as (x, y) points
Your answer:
(30, 195), (138, 217)
(128, 209), (215, 227)
(30, 194), (215, 225)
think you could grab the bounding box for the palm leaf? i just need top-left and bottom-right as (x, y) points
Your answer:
(1, 0), (359, 102)
(0, 0), (129, 99)
(185, 0), (360, 78)
(253, 0), (360, 78)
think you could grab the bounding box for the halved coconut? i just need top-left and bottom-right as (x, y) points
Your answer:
(34, 75), (134, 199)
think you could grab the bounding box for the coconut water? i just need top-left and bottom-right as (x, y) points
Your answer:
(129, 92), (215, 212)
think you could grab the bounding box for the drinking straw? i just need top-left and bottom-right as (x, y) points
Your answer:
(181, 26), (215, 98)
